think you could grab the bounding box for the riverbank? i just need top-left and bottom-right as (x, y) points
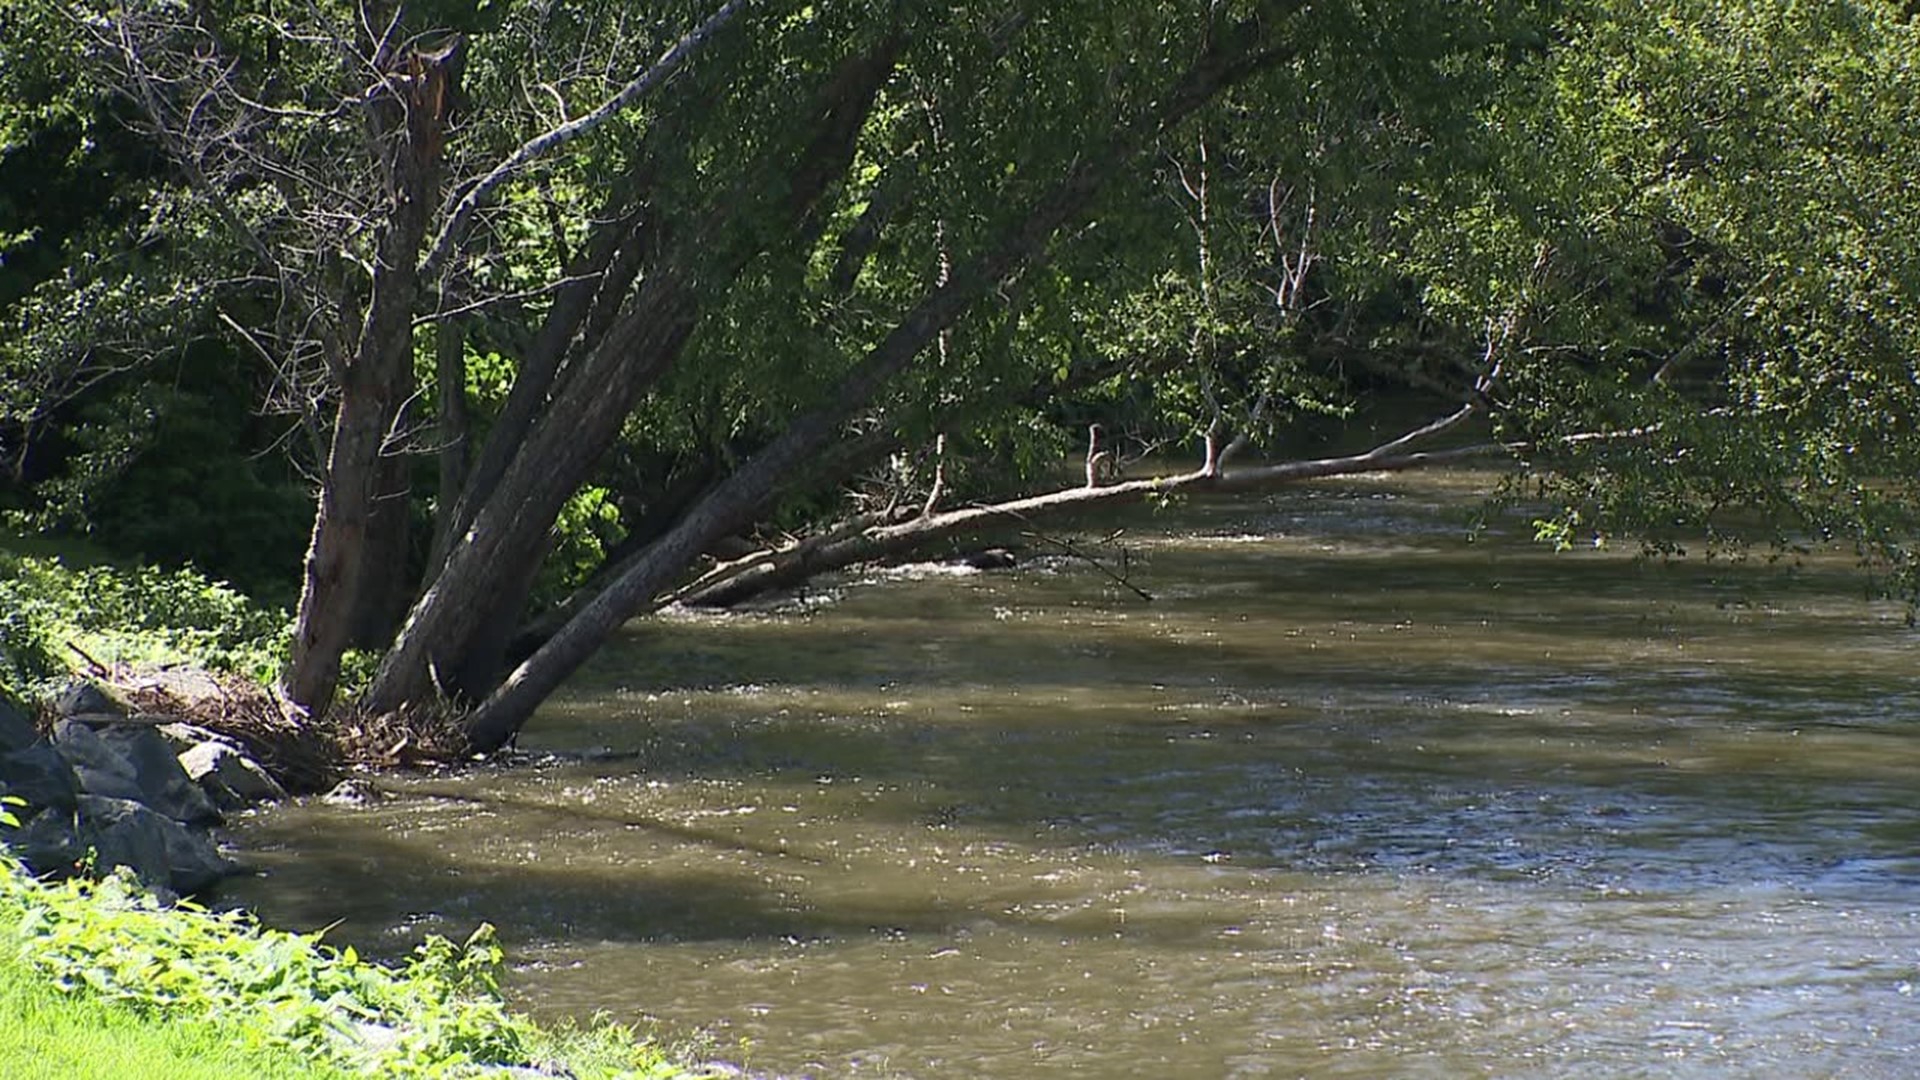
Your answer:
(0, 683), (735, 1078)
(0, 922), (352, 1080)
(0, 841), (711, 1078)
(0, 551), (747, 1077)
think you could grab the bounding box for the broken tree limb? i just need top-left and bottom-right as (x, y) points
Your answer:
(679, 435), (1516, 608)
(1005, 514), (1154, 601)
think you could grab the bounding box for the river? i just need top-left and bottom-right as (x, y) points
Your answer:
(217, 470), (1920, 1078)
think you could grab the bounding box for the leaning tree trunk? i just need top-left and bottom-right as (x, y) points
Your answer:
(363, 37), (907, 715)
(691, 437), (1511, 608)
(458, 13), (1296, 751)
(283, 46), (458, 718)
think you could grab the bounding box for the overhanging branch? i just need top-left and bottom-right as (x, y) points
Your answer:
(419, 0), (750, 281)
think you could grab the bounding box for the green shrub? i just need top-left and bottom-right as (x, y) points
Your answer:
(0, 553), (288, 691)
(0, 852), (691, 1078)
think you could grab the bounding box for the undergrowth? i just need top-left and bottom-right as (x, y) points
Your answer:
(0, 825), (696, 1078)
(0, 551), (289, 694)
(0, 942), (354, 1080)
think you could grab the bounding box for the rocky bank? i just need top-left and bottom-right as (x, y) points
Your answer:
(0, 678), (290, 901)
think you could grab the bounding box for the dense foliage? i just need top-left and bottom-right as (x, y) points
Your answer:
(0, 850), (698, 1077)
(1, 0), (1914, 736)
(1438, 1), (1920, 590)
(0, 551), (288, 694)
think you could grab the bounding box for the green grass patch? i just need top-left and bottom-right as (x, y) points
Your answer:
(0, 551), (290, 694)
(0, 837), (703, 1078)
(0, 939), (354, 1080)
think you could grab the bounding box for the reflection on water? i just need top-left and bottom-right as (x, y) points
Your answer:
(217, 472), (1920, 1078)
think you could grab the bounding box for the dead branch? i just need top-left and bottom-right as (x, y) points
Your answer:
(677, 403), (1524, 609)
(420, 0), (750, 281)
(1004, 515), (1153, 601)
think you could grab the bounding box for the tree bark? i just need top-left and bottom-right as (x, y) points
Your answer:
(427, 315), (470, 573)
(348, 425), (415, 649)
(283, 48), (455, 716)
(363, 36), (908, 715)
(459, 13), (1298, 750)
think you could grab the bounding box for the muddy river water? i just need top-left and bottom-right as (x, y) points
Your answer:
(219, 471), (1920, 1077)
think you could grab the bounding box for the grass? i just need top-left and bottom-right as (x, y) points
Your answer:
(0, 550), (728, 1077)
(0, 834), (707, 1079)
(0, 929), (354, 1079)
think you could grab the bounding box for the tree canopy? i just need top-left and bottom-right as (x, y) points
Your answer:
(2, 0), (1915, 748)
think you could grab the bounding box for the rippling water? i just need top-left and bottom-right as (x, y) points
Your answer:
(217, 472), (1920, 1078)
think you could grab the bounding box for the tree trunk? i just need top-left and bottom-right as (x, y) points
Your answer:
(689, 439), (1512, 608)
(283, 47), (455, 717)
(426, 197), (647, 580)
(364, 38), (907, 715)
(348, 431), (414, 649)
(427, 315), (470, 575)
(458, 16), (1296, 750)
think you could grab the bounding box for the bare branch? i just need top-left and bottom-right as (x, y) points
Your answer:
(411, 273), (603, 326)
(1363, 400), (1481, 458)
(420, 0), (751, 281)
(919, 433), (948, 518)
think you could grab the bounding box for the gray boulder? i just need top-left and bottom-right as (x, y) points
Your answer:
(95, 723), (222, 824)
(13, 806), (86, 878)
(53, 719), (221, 825)
(134, 798), (239, 894)
(13, 797), (236, 896)
(156, 721), (221, 753)
(0, 741), (80, 815)
(178, 738), (287, 810)
(49, 719), (145, 803)
(0, 690), (36, 753)
(54, 680), (124, 719)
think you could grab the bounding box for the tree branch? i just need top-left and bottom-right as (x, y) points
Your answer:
(419, 0), (750, 281)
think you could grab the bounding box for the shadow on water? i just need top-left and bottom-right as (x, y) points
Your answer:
(222, 668), (1920, 948)
(216, 474), (1920, 1078)
(219, 780), (1363, 955)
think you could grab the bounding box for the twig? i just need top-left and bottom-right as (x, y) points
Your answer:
(410, 273), (601, 326)
(420, 0), (750, 281)
(66, 640), (111, 678)
(989, 508), (1153, 601)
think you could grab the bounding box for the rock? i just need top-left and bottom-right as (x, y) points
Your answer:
(321, 778), (386, 807)
(138, 801), (239, 895)
(50, 719), (146, 803)
(12, 806), (86, 878)
(0, 689), (37, 753)
(95, 723), (223, 824)
(52, 719), (222, 825)
(961, 547), (1018, 570)
(179, 739), (287, 810)
(0, 741), (80, 815)
(53, 680), (124, 719)
(69, 796), (235, 895)
(9, 798), (236, 898)
(156, 721), (221, 753)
